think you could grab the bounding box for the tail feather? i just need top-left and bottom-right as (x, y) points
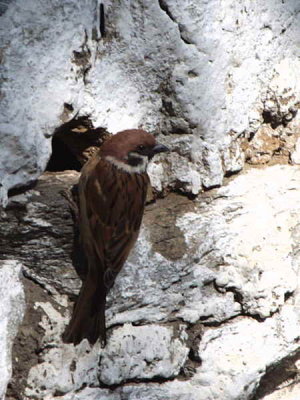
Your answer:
(63, 279), (107, 347)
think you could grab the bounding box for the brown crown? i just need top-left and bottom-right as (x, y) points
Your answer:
(100, 129), (156, 160)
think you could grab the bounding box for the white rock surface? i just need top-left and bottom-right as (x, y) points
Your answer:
(2, 0), (300, 397)
(201, 165), (300, 318)
(0, 261), (25, 400)
(99, 324), (189, 385)
(1, 0), (300, 203)
(107, 224), (241, 328)
(109, 165), (300, 328)
(18, 164), (300, 400)
(194, 308), (300, 400)
(25, 301), (101, 399)
(263, 384), (300, 400)
(291, 137), (300, 164)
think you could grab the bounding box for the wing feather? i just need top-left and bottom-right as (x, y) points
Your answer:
(79, 156), (149, 290)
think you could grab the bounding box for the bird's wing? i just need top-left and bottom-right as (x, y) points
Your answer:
(79, 156), (149, 289)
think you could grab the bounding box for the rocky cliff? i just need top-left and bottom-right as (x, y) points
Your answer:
(1, 1), (300, 399)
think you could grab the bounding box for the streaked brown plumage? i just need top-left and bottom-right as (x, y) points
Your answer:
(63, 129), (168, 346)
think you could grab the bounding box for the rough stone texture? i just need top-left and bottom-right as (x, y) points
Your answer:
(1, 165), (300, 399)
(0, 171), (80, 297)
(1, 0), (300, 399)
(1, 0), (300, 204)
(99, 324), (189, 385)
(0, 261), (25, 400)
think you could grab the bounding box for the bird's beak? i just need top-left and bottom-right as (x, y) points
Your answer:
(152, 143), (169, 154)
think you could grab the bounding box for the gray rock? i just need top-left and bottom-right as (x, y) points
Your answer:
(1, 0), (300, 398)
(1, 0), (300, 202)
(0, 171), (80, 297)
(3, 165), (300, 399)
(99, 324), (189, 385)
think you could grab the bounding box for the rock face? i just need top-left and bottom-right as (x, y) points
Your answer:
(1, 1), (300, 399)
(1, 165), (300, 400)
(0, 261), (25, 400)
(1, 0), (300, 204)
(99, 324), (189, 385)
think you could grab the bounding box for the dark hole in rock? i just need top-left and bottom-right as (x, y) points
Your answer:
(46, 116), (109, 172)
(46, 136), (82, 172)
(262, 110), (281, 129)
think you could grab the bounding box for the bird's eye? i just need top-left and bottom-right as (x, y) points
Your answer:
(137, 145), (145, 151)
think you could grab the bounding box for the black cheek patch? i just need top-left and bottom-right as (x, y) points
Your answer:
(127, 154), (144, 166)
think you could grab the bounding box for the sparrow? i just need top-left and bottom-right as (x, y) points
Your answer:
(63, 129), (169, 346)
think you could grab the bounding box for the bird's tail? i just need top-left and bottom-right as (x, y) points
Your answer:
(62, 278), (107, 347)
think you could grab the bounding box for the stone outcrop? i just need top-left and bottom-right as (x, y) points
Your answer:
(1, 0), (300, 204)
(1, 166), (300, 400)
(1, 1), (300, 399)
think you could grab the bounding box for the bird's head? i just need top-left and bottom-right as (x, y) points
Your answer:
(101, 129), (169, 173)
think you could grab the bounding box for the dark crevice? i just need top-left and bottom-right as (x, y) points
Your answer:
(158, 0), (194, 46)
(202, 183), (222, 191)
(100, 3), (105, 37)
(46, 115), (109, 173)
(251, 350), (300, 400)
(262, 101), (298, 130)
(99, 372), (179, 390)
(158, 0), (175, 23)
(224, 169), (241, 178)
(262, 110), (282, 129)
(46, 136), (82, 172)
(173, 188), (198, 200)
(230, 292), (268, 323)
(177, 323), (202, 380)
(7, 181), (38, 199)
(248, 131), (256, 141)
(213, 281), (267, 323)
(284, 291), (294, 302)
